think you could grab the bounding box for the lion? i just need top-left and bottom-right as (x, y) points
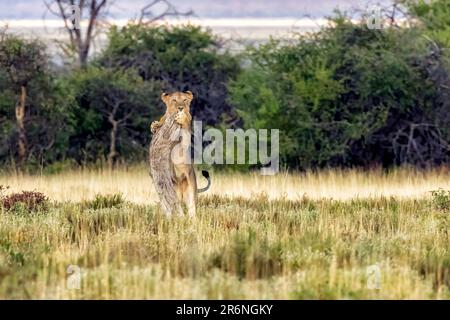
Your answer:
(149, 91), (211, 216)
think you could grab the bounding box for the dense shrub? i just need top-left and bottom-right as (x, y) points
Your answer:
(0, 34), (75, 169)
(62, 67), (158, 165)
(99, 24), (241, 126)
(229, 15), (450, 169)
(81, 193), (125, 210)
(431, 188), (450, 211)
(1, 190), (49, 213)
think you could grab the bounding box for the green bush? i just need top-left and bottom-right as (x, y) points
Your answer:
(431, 188), (450, 211)
(407, 0), (450, 47)
(82, 193), (125, 210)
(99, 24), (241, 126)
(229, 14), (450, 169)
(0, 34), (75, 169)
(61, 67), (156, 165)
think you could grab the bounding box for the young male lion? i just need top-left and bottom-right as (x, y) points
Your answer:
(150, 91), (210, 216)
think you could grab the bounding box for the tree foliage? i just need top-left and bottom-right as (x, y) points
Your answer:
(0, 34), (73, 168)
(63, 66), (160, 165)
(406, 0), (450, 46)
(229, 15), (450, 169)
(99, 24), (241, 126)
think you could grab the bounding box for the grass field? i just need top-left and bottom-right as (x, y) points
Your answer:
(0, 166), (449, 299)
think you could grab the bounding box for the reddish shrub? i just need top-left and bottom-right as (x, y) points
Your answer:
(1, 190), (49, 213)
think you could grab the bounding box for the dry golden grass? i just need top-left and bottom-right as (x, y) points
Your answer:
(0, 166), (449, 299)
(2, 166), (450, 203)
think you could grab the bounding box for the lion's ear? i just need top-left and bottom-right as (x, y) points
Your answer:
(184, 91), (194, 102)
(161, 92), (170, 104)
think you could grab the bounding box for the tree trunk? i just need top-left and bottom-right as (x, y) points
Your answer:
(78, 46), (89, 67)
(15, 85), (27, 168)
(108, 117), (118, 169)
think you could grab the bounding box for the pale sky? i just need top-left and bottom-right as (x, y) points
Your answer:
(0, 0), (392, 19)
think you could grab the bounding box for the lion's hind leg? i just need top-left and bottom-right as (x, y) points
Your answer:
(181, 172), (197, 217)
(173, 179), (186, 215)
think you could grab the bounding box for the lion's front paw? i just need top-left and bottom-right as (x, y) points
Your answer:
(151, 121), (161, 134)
(174, 111), (186, 126)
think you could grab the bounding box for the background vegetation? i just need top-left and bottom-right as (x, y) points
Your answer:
(0, 1), (449, 171)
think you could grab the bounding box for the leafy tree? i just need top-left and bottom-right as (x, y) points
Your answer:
(0, 34), (73, 169)
(99, 24), (241, 126)
(0, 35), (47, 167)
(229, 15), (450, 169)
(405, 0), (450, 47)
(64, 66), (161, 166)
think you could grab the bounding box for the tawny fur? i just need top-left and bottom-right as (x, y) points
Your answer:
(149, 113), (183, 215)
(149, 91), (210, 216)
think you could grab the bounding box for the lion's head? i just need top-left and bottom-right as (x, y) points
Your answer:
(161, 91), (194, 116)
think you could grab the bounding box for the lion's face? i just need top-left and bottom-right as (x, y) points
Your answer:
(161, 91), (194, 115)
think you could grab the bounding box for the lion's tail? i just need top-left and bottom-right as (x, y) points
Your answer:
(197, 170), (211, 193)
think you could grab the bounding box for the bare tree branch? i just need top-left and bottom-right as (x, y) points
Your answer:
(44, 0), (108, 66)
(44, 0), (194, 65)
(138, 0), (193, 25)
